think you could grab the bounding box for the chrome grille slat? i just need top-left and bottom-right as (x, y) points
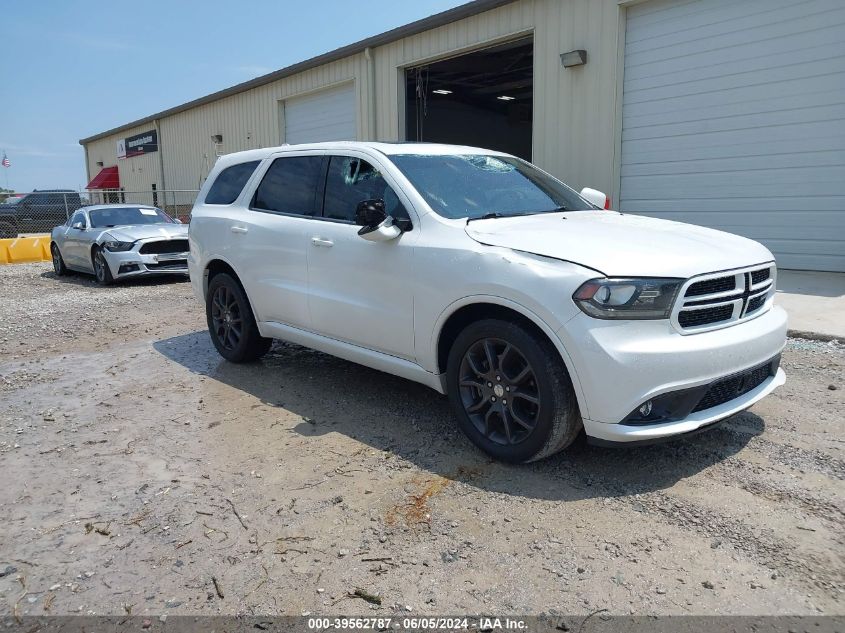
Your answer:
(672, 263), (776, 334)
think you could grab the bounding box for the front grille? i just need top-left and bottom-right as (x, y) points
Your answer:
(145, 260), (187, 270)
(674, 264), (775, 333)
(746, 295), (766, 314)
(686, 276), (735, 297)
(678, 305), (733, 327)
(692, 358), (777, 413)
(139, 239), (188, 255)
(751, 268), (770, 285)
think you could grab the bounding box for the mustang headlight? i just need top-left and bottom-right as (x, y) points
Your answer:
(573, 278), (682, 319)
(103, 240), (134, 252)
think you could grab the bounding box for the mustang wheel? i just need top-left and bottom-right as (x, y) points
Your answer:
(446, 319), (582, 463)
(51, 244), (68, 276)
(92, 246), (114, 286)
(206, 273), (272, 363)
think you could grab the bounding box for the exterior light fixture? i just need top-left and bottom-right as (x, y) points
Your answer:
(497, 95), (516, 101)
(432, 89), (452, 95)
(561, 49), (587, 68)
(210, 134), (223, 144)
(96, 161), (104, 167)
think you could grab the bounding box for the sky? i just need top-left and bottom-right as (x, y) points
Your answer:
(0, 0), (468, 192)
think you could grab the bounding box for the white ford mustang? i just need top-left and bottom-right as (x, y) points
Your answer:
(50, 204), (189, 285)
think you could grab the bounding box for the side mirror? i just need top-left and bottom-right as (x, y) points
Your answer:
(580, 187), (611, 210)
(355, 199), (401, 242)
(71, 221), (85, 230)
(174, 218), (183, 224)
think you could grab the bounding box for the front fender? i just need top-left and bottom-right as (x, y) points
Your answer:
(428, 295), (591, 420)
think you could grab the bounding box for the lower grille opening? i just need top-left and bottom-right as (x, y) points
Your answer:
(118, 264), (140, 274)
(146, 260), (187, 270)
(692, 359), (776, 413)
(678, 304), (733, 328)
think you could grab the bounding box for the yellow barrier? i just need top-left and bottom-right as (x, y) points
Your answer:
(0, 235), (52, 264)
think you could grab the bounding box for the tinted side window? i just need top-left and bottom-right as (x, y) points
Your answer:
(206, 161), (260, 205)
(323, 156), (410, 225)
(252, 156), (323, 215)
(69, 211), (86, 227)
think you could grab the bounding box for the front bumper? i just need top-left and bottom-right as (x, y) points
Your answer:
(104, 244), (189, 278)
(584, 367), (785, 444)
(558, 305), (787, 442)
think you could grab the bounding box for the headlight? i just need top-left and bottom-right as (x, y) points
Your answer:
(573, 277), (682, 319)
(103, 240), (134, 252)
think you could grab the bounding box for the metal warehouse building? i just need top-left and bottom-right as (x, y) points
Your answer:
(80, 0), (845, 272)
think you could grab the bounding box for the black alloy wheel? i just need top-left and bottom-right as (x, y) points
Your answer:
(210, 284), (243, 352)
(458, 337), (540, 446)
(205, 272), (273, 363)
(446, 319), (582, 463)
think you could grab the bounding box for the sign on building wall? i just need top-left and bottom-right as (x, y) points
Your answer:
(117, 130), (158, 159)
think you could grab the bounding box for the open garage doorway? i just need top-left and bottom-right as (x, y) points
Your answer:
(404, 37), (533, 160)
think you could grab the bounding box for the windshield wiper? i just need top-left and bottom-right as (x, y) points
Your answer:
(541, 206), (570, 213)
(466, 211), (538, 223)
(467, 212), (508, 222)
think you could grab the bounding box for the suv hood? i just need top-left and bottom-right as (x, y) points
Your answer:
(103, 224), (188, 242)
(465, 211), (774, 278)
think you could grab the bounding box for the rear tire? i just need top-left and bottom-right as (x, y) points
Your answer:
(92, 246), (113, 286)
(206, 273), (272, 363)
(51, 243), (68, 276)
(446, 319), (582, 463)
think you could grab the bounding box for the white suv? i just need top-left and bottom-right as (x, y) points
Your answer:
(188, 142), (786, 462)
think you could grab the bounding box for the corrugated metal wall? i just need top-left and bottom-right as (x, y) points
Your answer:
(619, 0), (845, 272)
(83, 0), (622, 198)
(160, 55), (369, 191)
(374, 0), (620, 194)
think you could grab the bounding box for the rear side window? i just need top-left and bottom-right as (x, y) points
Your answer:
(205, 160), (260, 205)
(252, 156), (323, 215)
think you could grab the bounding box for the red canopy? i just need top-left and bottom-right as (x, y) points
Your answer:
(85, 166), (120, 190)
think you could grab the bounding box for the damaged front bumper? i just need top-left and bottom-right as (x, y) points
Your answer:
(104, 241), (189, 278)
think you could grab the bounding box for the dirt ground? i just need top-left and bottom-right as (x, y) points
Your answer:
(1, 262), (842, 618)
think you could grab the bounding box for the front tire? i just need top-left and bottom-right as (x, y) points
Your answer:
(92, 245), (114, 286)
(446, 319), (582, 463)
(51, 243), (68, 276)
(206, 273), (272, 363)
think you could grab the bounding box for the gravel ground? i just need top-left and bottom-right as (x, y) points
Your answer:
(0, 262), (843, 618)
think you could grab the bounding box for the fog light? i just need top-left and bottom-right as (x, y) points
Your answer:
(638, 401), (653, 417)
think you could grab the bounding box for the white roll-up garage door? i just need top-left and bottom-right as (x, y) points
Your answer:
(283, 83), (356, 145)
(620, 0), (845, 272)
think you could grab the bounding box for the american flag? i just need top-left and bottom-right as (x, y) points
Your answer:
(1, 154), (9, 168)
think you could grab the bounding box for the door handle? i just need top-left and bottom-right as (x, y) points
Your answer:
(230, 225), (248, 234)
(311, 237), (334, 247)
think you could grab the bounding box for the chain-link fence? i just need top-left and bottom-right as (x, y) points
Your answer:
(0, 189), (200, 237)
